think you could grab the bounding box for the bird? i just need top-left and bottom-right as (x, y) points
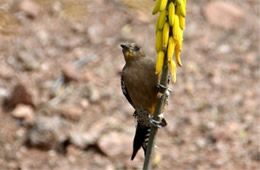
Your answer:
(120, 43), (167, 160)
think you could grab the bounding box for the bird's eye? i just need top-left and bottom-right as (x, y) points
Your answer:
(134, 46), (140, 51)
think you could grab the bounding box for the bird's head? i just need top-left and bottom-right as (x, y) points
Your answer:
(120, 43), (145, 62)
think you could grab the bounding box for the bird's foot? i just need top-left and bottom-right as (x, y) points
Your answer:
(157, 84), (167, 91)
(157, 84), (172, 104)
(157, 84), (172, 93)
(164, 88), (172, 105)
(148, 113), (167, 128)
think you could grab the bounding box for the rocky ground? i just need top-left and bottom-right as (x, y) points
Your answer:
(0, 0), (259, 169)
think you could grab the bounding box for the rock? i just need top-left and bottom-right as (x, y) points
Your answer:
(69, 130), (88, 149)
(210, 68), (222, 86)
(37, 30), (49, 46)
(105, 164), (116, 170)
(196, 138), (207, 148)
(26, 115), (71, 150)
(62, 63), (81, 83)
(218, 44), (231, 54)
(3, 84), (34, 111)
(0, 64), (14, 80)
(98, 132), (132, 158)
(202, 1), (244, 30)
(12, 104), (35, 125)
(184, 81), (194, 94)
(87, 25), (103, 44)
(186, 61), (199, 74)
(53, 104), (83, 121)
(0, 87), (9, 99)
(84, 83), (100, 103)
(69, 120), (106, 148)
(80, 99), (89, 109)
(245, 52), (257, 65)
(230, 63), (240, 72)
(18, 51), (41, 71)
(19, 0), (42, 19)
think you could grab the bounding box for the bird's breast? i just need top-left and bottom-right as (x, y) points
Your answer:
(123, 60), (158, 113)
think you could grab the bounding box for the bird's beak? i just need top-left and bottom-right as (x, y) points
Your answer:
(120, 44), (129, 50)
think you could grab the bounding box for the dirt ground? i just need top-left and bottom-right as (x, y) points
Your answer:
(0, 0), (259, 169)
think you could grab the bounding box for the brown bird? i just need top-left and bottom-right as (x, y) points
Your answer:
(120, 43), (167, 160)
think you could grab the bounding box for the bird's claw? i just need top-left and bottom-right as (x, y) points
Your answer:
(133, 111), (137, 118)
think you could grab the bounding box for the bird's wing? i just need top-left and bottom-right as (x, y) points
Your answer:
(121, 74), (135, 108)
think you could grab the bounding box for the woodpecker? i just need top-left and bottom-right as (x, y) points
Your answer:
(120, 43), (167, 160)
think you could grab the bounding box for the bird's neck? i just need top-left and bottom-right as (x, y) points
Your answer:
(125, 55), (148, 66)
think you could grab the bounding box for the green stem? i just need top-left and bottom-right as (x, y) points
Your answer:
(143, 56), (169, 170)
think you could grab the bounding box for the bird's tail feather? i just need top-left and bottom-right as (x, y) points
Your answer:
(131, 123), (150, 160)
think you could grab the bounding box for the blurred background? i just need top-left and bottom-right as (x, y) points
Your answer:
(0, 0), (259, 169)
